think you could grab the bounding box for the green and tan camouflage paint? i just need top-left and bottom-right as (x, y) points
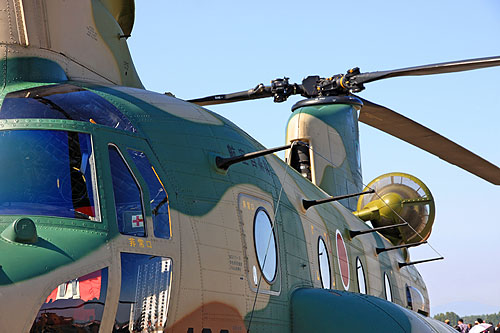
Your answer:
(285, 103), (363, 211)
(0, 66), (441, 332)
(0, 1), (452, 332)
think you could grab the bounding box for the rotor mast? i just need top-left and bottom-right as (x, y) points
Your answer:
(188, 56), (500, 186)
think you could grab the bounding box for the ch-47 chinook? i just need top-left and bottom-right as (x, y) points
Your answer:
(0, 1), (499, 332)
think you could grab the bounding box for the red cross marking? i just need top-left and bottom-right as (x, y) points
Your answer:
(132, 215), (143, 227)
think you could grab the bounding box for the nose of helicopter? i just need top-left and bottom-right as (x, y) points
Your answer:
(0, 216), (108, 286)
(0, 214), (110, 331)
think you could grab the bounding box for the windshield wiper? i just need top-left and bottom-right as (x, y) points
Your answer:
(152, 197), (168, 216)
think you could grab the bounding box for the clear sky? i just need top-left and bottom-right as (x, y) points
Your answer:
(128, 0), (500, 315)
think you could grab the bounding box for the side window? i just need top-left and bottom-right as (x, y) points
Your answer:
(356, 257), (367, 294)
(114, 253), (173, 332)
(317, 237), (331, 289)
(384, 273), (393, 302)
(253, 208), (277, 284)
(109, 145), (145, 237)
(406, 285), (425, 313)
(127, 149), (171, 239)
(406, 284), (413, 309)
(31, 268), (108, 332)
(238, 194), (281, 295)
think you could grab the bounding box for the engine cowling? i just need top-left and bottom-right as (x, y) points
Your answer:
(354, 172), (435, 245)
(292, 289), (444, 332)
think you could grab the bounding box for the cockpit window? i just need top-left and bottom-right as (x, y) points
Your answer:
(109, 145), (145, 237)
(127, 149), (171, 239)
(0, 130), (99, 220)
(1, 84), (137, 132)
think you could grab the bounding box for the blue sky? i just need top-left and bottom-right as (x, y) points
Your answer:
(128, 0), (500, 315)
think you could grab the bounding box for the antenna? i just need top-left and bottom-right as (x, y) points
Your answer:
(302, 190), (375, 211)
(376, 241), (427, 255)
(215, 142), (307, 171)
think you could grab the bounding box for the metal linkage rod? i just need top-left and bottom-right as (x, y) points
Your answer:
(189, 78), (304, 106)
(398, 257), (444, 268)
(376, 241), (427, 255)
(302, 189), (375, 211)
(349, 222), (408, 239)
(216, 142), (307, 171)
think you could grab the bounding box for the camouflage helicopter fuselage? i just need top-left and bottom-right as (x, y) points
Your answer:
(0, 1), (456, 332)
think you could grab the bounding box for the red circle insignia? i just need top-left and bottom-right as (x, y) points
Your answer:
(336, 230), (350, 290)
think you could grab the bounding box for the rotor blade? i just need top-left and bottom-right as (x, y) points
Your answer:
(188, 86), (273, 106)
(357, 96), (500, 185)
(354, 56), (500, 85)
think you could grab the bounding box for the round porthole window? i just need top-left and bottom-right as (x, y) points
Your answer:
(384, 273), (393, 302)
(253, 208), (277, 283)
(356, 257), (367, 294)
(318, 237), (331, 289)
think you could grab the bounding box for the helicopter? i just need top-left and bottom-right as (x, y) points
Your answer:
(140, 1), (500, 316)
(0, 1), (499, 332)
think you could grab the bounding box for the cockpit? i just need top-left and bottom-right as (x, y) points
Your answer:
(0, 84), (174, 332)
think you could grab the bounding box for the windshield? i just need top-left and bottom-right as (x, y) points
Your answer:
(0, 130), (98, 220)
(1, 84), (137, 132)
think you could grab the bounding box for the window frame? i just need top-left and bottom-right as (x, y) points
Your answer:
(87, 133), (101, 222)
(253, 207), (278, 284)
(108, 143), (147, 237)
(0, 129), (101, 222)
(126, 148), (171, 240)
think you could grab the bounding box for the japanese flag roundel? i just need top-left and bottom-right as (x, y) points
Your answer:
(336, 230), (350, 290)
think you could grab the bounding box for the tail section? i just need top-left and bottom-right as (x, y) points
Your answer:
(0, 0), (142, 87)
